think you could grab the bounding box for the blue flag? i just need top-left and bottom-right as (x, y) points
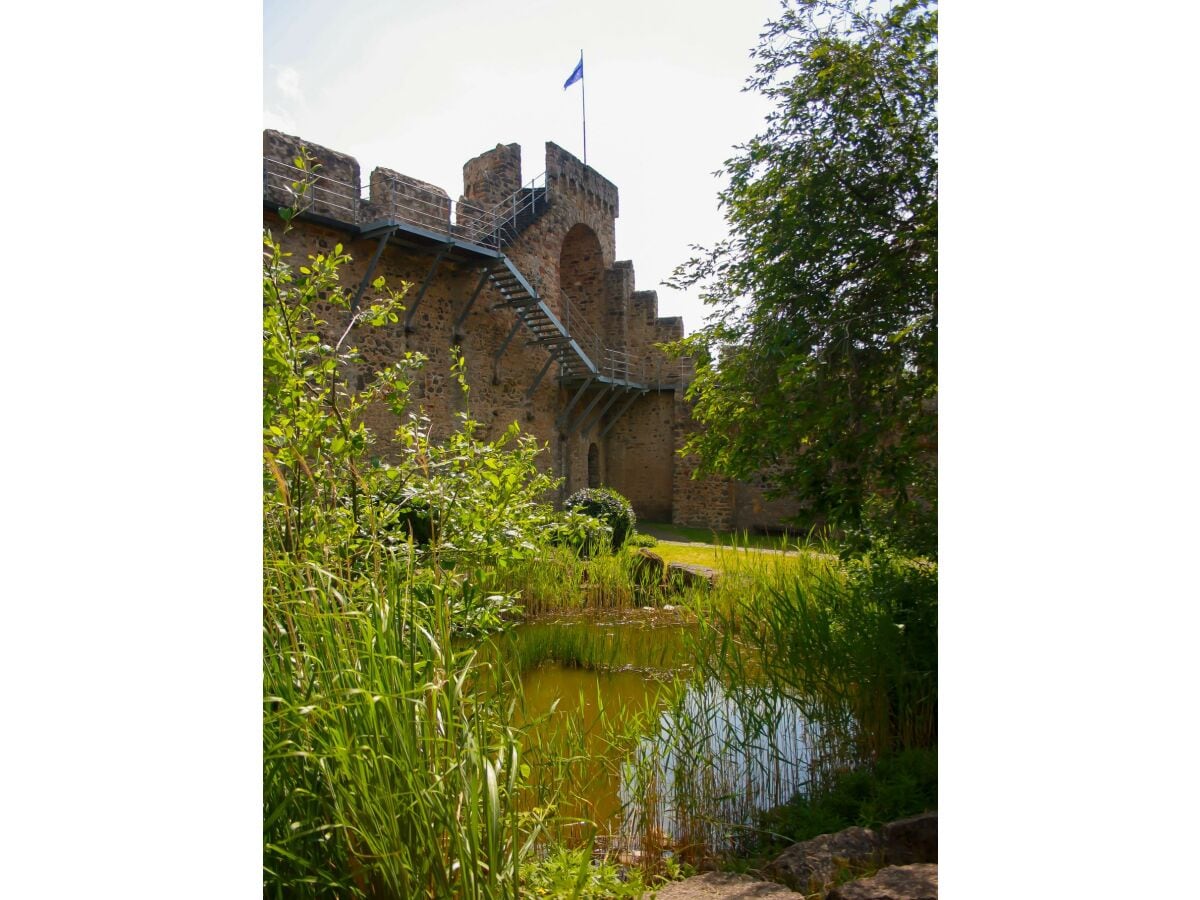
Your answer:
(563, 57), (583, 90)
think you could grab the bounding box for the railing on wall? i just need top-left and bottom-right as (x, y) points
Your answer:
(562, 290), (694, 388)
(561, 290), (604, 371)
(263, 158), (360, 220)
(486, 172), (548, 246)
(265, 155), (693, 390)
(263, 156), (546, 250)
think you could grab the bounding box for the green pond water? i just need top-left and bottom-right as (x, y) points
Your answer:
(482, 609), (818, 856)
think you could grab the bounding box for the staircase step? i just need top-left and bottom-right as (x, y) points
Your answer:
(485, 249), (599, 378)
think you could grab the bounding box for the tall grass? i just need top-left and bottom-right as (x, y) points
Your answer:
(501, 533), (841, 621)
(618, 675), (820, 869)
(264, 523), (935, 892)
(499, 543), (667, 614)
(265, 201), (702, 894)
(697, 548), (937, 768)
(264, 555), (539, 898)
(601, 541), (937, 870)
(486, 615), (690, 675)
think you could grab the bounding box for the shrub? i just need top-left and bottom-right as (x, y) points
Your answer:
(545, 507), (612, 559)
(564, 487), (636, 550)
(264, 164), (559, 893)
(626, 532), (658, 548)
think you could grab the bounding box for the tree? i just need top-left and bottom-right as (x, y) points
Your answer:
(668, 0), (937, 555)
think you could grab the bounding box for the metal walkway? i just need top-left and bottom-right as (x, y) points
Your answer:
(264, 156), (688, 434)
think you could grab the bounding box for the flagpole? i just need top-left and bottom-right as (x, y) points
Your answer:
(580, 50), (587, 166)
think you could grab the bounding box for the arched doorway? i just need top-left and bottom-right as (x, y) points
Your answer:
(558, 224), (606, 350)
(587, 443), (600, 488)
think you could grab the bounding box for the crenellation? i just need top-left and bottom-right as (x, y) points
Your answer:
(545, 142), (619, 218)
(462, 143), (522, 209)
(263, 129), (794, 532)
(367, 166), (451, 232)
(264, 129), (361, 221)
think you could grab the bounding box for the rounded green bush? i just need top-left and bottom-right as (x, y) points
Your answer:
(564, 487), (636, 550)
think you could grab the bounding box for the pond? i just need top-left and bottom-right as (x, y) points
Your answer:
(482, 608), (825, 863)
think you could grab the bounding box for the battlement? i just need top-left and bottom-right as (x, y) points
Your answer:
(263, 130), (360, 221)
(364, 167), (450, 232)
(262, 128), (775, 532)
(462, 143), (523, 209)
(265, 130), (619, 238)
(545, 142), (618, 218)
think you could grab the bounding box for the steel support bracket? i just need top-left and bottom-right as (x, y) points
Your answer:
(567, 386), (610, 437)
(556, 377), (595, 431)
(580, 388), (625, 438)
(452, 265), (492, 339)
(403, 242), (452, 331)
(349, 230), (392, 318)
(524, 356), (555, 400)
(599, 390), (647, 438)
(491, 319), (522, 383)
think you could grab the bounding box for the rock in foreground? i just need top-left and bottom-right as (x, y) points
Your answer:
(763, 826), (883, 894)
(655, 871), (804, 899)
(826, 863), (937, 900)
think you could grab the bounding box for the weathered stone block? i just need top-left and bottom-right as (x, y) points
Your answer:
(667, 563), (719, 591)
(655, 871), (804, 899)
(369, 167), (451, 235)
(263, 129), (360, 221)
(631, 548), (665, 587)
(881, 812), (936, 866)
(764, 826), (883, 895)
(826, 864), (937, 900)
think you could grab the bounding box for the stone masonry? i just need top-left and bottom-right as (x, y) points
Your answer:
(263, 129), (797, 530)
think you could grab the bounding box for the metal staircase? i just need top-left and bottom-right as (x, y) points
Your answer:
(492, 184), (550, 247)
(486, 257), (596, 379)
(263, 152), (689, 410)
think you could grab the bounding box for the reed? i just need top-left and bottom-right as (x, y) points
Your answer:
(263, 554), (537, 898)
(499, 543), (667, 615)
(618, 674), (820, 869)
(696, 547), (937, 767)
(264, 203), (693, 894)
(486, 615), (689, 676)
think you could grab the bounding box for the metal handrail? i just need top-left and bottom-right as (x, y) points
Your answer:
(263, 157), (549, 249)
(263, 155), (695, 388)
(561, 290), (604, 366)
(561, 289), (694, 387)
(263, 158), (361, 218)
(483, 172), (547, 246)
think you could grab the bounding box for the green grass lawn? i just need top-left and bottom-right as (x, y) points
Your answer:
(637, 521), (811, 551)
(640, 536), (834, 575)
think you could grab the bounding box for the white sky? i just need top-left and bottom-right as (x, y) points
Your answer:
(264, 0), (783, 335)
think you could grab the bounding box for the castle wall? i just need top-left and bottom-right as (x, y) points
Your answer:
(606, 392), (675, 522)
(263, 129), (795, 531)
(671, 395), (735, 531)
(264, 210), (563, 480)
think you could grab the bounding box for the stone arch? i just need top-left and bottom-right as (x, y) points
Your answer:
(558, 223), (606, 356)
(587, 442), (601, 488)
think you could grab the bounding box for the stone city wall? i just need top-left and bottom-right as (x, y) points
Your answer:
(263, 128), (795, 531)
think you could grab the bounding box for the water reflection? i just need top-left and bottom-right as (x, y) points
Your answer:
(618, 679), (816, 858)
(500, 613), (822, 860)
